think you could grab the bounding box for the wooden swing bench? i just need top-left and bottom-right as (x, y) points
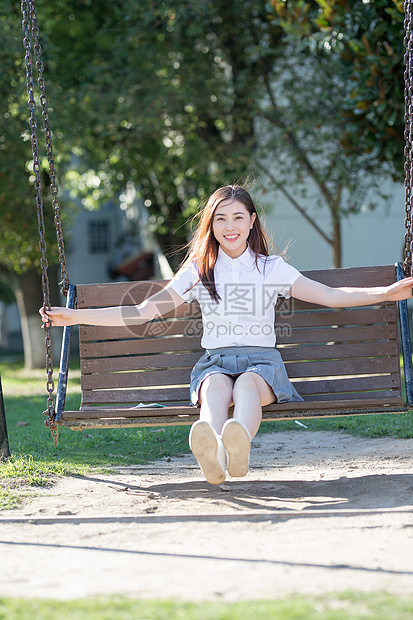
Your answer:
(56, 262), (413, 430)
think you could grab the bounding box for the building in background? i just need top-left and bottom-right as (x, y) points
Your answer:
(65, 184), (173, 286)
(0, 189), (173, 353)
(262, 180), (405, 271)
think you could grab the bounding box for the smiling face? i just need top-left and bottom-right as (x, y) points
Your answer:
(212, 199), (256, 258)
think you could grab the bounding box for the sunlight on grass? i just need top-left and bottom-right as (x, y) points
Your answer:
(0, 454), (71, 510)
(0, 591), (413, 619)
(0, 486), (22, 510)
(1, 454), (68, 484)
(0, 354), (81, 397)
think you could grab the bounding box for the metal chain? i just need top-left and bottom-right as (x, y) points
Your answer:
(404, 0), (413, 275)
(30, 4), (70, 296)
(21, 0), (58, 444)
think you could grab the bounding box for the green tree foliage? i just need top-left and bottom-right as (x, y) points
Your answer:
(0, 0), (405, 279)
(269, 0), (405, 177)
(0, 0), (63, 275)
(43, 0), (284, 267)
(49, 0), (401, 268)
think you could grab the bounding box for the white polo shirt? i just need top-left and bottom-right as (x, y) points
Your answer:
(167, 247), (301, 349)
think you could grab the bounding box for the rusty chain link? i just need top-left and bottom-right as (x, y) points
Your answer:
(30, 5), (70, 297)
(21, 0), (70, 444)
(404, 0), (413, 275)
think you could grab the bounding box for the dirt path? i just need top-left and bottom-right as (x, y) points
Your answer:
(1, 430), (413, 601)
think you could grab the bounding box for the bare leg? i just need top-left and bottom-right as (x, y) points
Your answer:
(189, 373), (234, 485)
(191, 371), (275, 482)
(232, 371), (276, 438)
(198, 373), (234, 434)
(222, 372), (276, 478)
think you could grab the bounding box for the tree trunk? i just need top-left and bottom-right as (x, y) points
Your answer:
(14, 268), (45, 369)
(155, 230), (187, 273)
(0, 375), (10, 460)
(332, 213), (342, 269)
(14, 266), (61, 370)
(330, 186), (343, 269)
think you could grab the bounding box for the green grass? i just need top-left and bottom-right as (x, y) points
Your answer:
(0, 355), (192, 509)
(1, 591), (413, 619)
(262, 411), (413, 438)
(1, 354), (413, 510)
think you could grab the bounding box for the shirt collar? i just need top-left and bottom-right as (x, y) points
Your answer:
(215, 246), (256, 272)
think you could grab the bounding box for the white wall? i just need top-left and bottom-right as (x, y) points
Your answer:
(260, 182), (405, 271)
(65, 203), (121, 285)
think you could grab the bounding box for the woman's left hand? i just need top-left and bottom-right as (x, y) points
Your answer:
(385, 277), (413, 301)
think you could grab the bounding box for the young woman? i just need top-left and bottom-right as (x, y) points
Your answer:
(40, 185), (413, 485)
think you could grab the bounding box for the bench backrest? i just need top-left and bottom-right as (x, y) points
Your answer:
(76, 265), (402, 408)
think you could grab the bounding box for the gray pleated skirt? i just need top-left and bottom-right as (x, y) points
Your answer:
(189, 346), (303, 406)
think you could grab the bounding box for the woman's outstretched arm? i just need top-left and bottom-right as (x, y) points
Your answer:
(39, 286), (185, 327)
(290, 274), (413, 308)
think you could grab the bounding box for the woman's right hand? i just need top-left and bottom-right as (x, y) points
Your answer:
(39, 306), (80, 327)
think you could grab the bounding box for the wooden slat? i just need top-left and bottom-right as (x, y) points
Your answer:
(290, 266), (396, 290)
(302, 390), (401, 402)
(80, 317), (203, 341)
(303, 265), (396, 287)
(277, 323), (397, 344)
(68, 413), (188, 422)
(279, 341), (398, 361)
(293, 374), (400, 395)
(80, 336), (202, 358)
(286, 357), (399, 378)
(263, 396), (405, 411)
(276, 306), (396, 328)
(81, 386), (190, 404)
(63, 418), (198, 429)
(65, 407), (194, 420)
(77, 280), (169, 307)
(81, 367), (190, 390)
(81, 352), (202, 374)
(277, 298), (396, 313)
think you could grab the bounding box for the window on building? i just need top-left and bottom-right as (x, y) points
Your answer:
(88, 220), (111, 254)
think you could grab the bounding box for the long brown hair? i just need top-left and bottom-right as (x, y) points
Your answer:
(183, 185), (270, 302)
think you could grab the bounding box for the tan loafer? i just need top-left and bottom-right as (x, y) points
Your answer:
(222, 419), (251, 478)
(189, 420), (226, 485)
